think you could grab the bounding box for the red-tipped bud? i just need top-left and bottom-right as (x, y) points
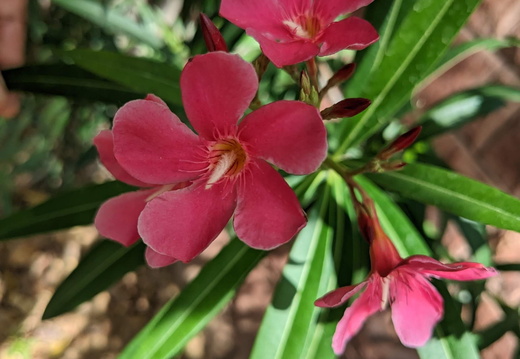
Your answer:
(380, 160), (407, 171)
(199, 13), (228, 53)
(327, 63), (356, 88)
(378, 126), (422, 160)
(320, 98), (371, 120)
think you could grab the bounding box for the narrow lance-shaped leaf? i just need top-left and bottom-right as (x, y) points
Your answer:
(2, 64), (143, 105)
(118, 239), (264, 359)
(251, 181), (334, 359)
(43, 241), (146, 319)
(366, 162), (520, 232)
(57, 50), (183, 110)
(50, 0), (163, 48)
(0, 181), (133, 241)
(335, 0), (482, 154)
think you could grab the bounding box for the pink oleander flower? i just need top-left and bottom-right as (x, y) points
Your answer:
(220, 0), (379, 67)
(94, 51), (327, 264)
(315, 196), (497, 354)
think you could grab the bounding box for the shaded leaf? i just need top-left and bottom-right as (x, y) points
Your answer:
(43, 241), (146, 319)
(0, 181), (133, 240)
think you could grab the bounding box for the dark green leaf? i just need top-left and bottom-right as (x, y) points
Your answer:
(51, 0), (163, 48)
(58, 50), (183, 109)
(367, 163), (520, 232)
(335, 0), (482, 153)
(118, 239), (264, 359)
(418, 85), (520, 140)
(43, 240), (146, 319)
(0, 181), (133, 240)
(3, 64), (142, 105)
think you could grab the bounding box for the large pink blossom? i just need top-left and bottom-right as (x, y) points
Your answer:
(220, 0), (379, 67)
(94, 52), (327, 264)
(315, 203), (497, 354)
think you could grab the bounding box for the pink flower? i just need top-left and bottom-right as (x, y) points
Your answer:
(220, 0), (379, 67)
(315, 200), (497, 354)
(94, 52), (327, 264)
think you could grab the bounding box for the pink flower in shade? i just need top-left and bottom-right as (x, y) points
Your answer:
(95, 51), (327, 264)
(220, 0), (379, 67)
(314, 195), (497, 355)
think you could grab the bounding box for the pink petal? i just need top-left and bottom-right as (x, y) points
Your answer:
(219, 0), (292, 41)
(94, 189), (155, 246)
(401, 255), (497, 281)
(319, 17), (379, 56)
(239, 101), (327, 174)
(145, 246), (177, 268)
(332, 278), (382, 355)
(112, 99), (206, 185)
(233, 160), (306, 250)
(248, 29), (320, 67)
(93, 130), (151, 187)
(138, 183), (237, 262)
(144, 93), (168, 107)
(314, 0), (374, 23)
(181, 52), (258, 139)
(390, 272), (443, 347)
(315, 282), (366, 308)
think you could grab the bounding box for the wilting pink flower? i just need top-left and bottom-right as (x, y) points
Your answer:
(220, 0), (379, 67)
(315, 195), (497, 354)
(95, 52), (327, 264)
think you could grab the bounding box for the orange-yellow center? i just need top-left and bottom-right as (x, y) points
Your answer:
(206, 138), (247, 189)
(283, 14), (322, 39)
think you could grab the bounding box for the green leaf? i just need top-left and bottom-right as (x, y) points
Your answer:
(0, 181), (133, 240)
(356, 176), (431, 256)
(2, 64), (143, 105)
(51, 0), (163, 48)
(118, 239), (264, 359)
(426, 38), (520, 84)
(418, 85), (520, 140)
(335, 0), (482, 154)
(43, 240), (146, 319)
(58, 50), (183, 109)
(251, 182), (334, 359)
(366, 163), (520, 232)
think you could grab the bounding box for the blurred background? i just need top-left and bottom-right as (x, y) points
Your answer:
(0, 0), (519, 358)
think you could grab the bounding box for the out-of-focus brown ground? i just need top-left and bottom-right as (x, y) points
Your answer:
(1, 0), (520, 358)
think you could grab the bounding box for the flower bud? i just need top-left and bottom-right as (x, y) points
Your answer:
(326, 63), (356, 89)
(199, 13), (228, 52)
(299, 70), (319, 107)
(320, 98), (371, 120)
(378, 126), (422, 160)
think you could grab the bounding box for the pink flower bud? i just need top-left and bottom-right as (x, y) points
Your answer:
(378, 126), (422, 160)
(199, 13), (228, 53)
(320, 98), (371, 120)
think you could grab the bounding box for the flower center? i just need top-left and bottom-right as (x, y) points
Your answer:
(283, 14), (322, 39)
(206, 138), (247, 189)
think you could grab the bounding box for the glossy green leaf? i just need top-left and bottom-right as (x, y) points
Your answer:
(118, 239), (264, 359)
(418, 85), (520, 140)
(426, 38), (520, 84)
(0, 181), (133, 240)
(251, 182), (334, 359)
(58, 50), (183, 109)
(2, 64), (142, 105)
(356, 176), (431, 256)
(43, 240), (146, 319)
(51, 0), (163, 48)
(367, 162), (520, 232)
(335, 0), (482, 154)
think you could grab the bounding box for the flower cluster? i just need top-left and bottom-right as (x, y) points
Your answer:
(93, 0), (497, 353)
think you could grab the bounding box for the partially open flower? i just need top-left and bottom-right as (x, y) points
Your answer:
(315, 192), (497, 354)
(220, 0), (379, 67)
(96, 52), (327, 263)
